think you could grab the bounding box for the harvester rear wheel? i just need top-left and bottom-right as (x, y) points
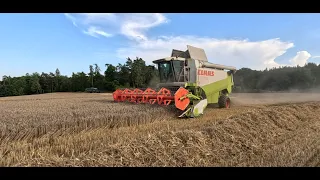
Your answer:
(218, 94), (230, 108)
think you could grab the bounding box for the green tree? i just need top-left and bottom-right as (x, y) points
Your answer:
(89, 65), (94, 87)
(104, 64), (118, 91)
(30, 74), (42, 94)
(131, 57), (146, 88)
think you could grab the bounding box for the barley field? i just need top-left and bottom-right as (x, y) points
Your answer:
(1, 92), (320, 166)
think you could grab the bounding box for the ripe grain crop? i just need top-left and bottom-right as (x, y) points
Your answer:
(1, 92), (320, 166)
(0, 93), (175, 142)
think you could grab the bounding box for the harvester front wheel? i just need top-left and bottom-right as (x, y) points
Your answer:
(218, 94), (230, 108)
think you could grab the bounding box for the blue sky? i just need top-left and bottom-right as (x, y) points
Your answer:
(1, 13), (320, 79)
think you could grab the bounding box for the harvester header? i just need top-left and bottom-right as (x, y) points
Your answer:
(113, 45), (237, 118)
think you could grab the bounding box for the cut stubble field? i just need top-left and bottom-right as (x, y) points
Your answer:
(1, 92), (320, 166)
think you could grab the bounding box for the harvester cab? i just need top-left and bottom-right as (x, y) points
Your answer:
(113, 45), (237, 118)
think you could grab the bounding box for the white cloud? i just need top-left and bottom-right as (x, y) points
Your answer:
(83, 26), (113, 38)
(312, 55), (320, 59)
(64, 13), (168, 40)
(288, 51), (311, 67)
(117, 36), (311, 70)
(120, 13), (168, 41)
(65, 13), (313, 70)
(65, 13), (78, 27)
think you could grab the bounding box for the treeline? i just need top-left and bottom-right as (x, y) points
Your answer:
(0, 57), (159, 97)
(1, 57), (320, 97)
(233, 62), (320, 92)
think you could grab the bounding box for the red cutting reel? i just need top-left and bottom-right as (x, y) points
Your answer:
(112, 87), (190, 111)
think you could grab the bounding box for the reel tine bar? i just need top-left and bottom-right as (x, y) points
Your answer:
(113, 87), (174, 106)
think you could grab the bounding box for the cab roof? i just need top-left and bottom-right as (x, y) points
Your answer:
(152, 45), (208, 64)
(152, 57), (186, 64)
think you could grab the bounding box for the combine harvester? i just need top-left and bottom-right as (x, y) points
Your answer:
(113, 45), (237, 118)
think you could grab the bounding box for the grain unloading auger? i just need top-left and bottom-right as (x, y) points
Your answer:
(113, 45), (237, 118)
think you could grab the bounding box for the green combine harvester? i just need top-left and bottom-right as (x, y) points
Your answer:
(113, 45), (237, 118)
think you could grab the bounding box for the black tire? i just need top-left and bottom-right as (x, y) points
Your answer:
(218, 94), (231, 108)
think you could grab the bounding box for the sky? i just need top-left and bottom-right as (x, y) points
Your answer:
(1, 13), (320, 79)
